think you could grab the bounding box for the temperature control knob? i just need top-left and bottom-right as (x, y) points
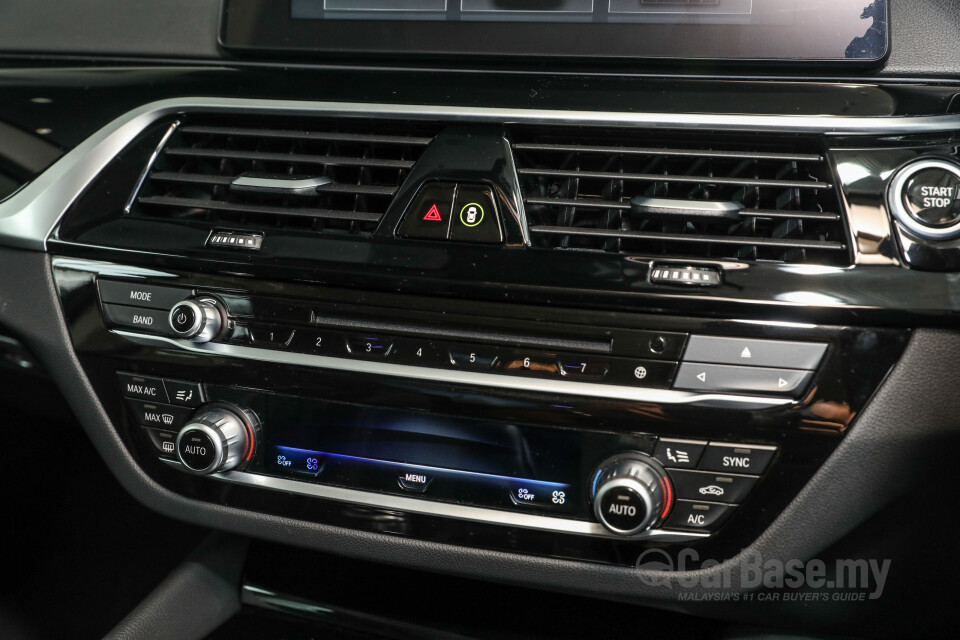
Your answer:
(169, 297), (226, 343)
(591, 454), (673, 536)
(175, 403), (258, 475)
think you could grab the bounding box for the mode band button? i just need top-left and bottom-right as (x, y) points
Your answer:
(98, 280), (188, 311)
(103, 304), (176, 337)
(683, 336), (827, 370)
(673, 362), (814, 397)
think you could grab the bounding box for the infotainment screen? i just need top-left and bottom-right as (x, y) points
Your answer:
(222, 0), (888, 63)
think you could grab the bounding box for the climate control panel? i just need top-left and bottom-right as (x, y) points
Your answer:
(118, 371), (782, 539)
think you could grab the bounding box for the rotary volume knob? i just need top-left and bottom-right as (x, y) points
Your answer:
(169, 297), (226, 343)
(591, 454), (673, 536)
(176, 403), (258, 475)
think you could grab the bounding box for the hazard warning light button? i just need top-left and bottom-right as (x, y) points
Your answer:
(397, 182), (456, 240)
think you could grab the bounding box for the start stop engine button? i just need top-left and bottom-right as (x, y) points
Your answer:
(889, 159), (960, 240)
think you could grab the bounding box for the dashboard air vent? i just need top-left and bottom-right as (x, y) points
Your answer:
(511, 127), (849, 265)
(128, 114), (440, 236)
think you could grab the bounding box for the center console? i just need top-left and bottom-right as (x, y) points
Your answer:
(50, 253), (906, 564)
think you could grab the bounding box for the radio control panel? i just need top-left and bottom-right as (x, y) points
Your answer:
(97, 278), (827, 402)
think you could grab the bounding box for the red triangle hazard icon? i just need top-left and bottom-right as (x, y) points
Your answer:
(423, 204), (443, 222)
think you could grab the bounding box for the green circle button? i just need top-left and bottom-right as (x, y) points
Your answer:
(459, 203), (485, 227)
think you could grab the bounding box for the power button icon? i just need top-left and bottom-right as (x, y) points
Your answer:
(459, 203), (484, 227)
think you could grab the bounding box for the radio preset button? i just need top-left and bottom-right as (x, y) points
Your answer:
(501, 351), (560, 377)
(663, 500), (734, 532)
(699, 443), (777, 475)
(290, 329), (342, 356)
(391, 338), (445, 367)
(653, 438), (707, 469)
(346, 335), (394, 358)
(668, 469), (758, 504)
(249, 324), (297, 349)
(448, 345), (500, 369)
(557, 357), (609, 379)
(118, 372), (168, 403)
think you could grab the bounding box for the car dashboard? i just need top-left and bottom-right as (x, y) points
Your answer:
(0, 1), (958, 638)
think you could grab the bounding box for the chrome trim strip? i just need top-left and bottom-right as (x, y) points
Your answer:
(113, 330), (791, 408)
(123, 120), (180, 214)
(157, 459), (707, 541)
(7, 96), (960, 250)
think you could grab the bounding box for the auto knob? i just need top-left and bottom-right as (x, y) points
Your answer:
(591, 453), (673, 535)
(168, 297), (226, 343)
(175, 403), (259, 475)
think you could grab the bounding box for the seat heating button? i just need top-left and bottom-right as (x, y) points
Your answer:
(653, 438), (707, 469)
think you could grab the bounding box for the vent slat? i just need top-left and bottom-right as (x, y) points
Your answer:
(517, 168), (831, 190)
(512, 142), (822, 163)
(164, 147), (416, 170)
(512, 126), (848, 266)
(523, 197), (839, 220)
(138, 196), (382, 223)
(529, 225), (846, 251)
(180, 125), (434, 146)
(127, 114), (439, 239)
(150, 172), (398, 196)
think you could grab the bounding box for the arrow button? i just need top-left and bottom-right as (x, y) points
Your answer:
(673, 362), (815, 398)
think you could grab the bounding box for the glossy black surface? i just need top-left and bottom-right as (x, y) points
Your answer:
(53, 260), (908, 565)
(2, 66), (960, 156)
(222, 0), (889, 63)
